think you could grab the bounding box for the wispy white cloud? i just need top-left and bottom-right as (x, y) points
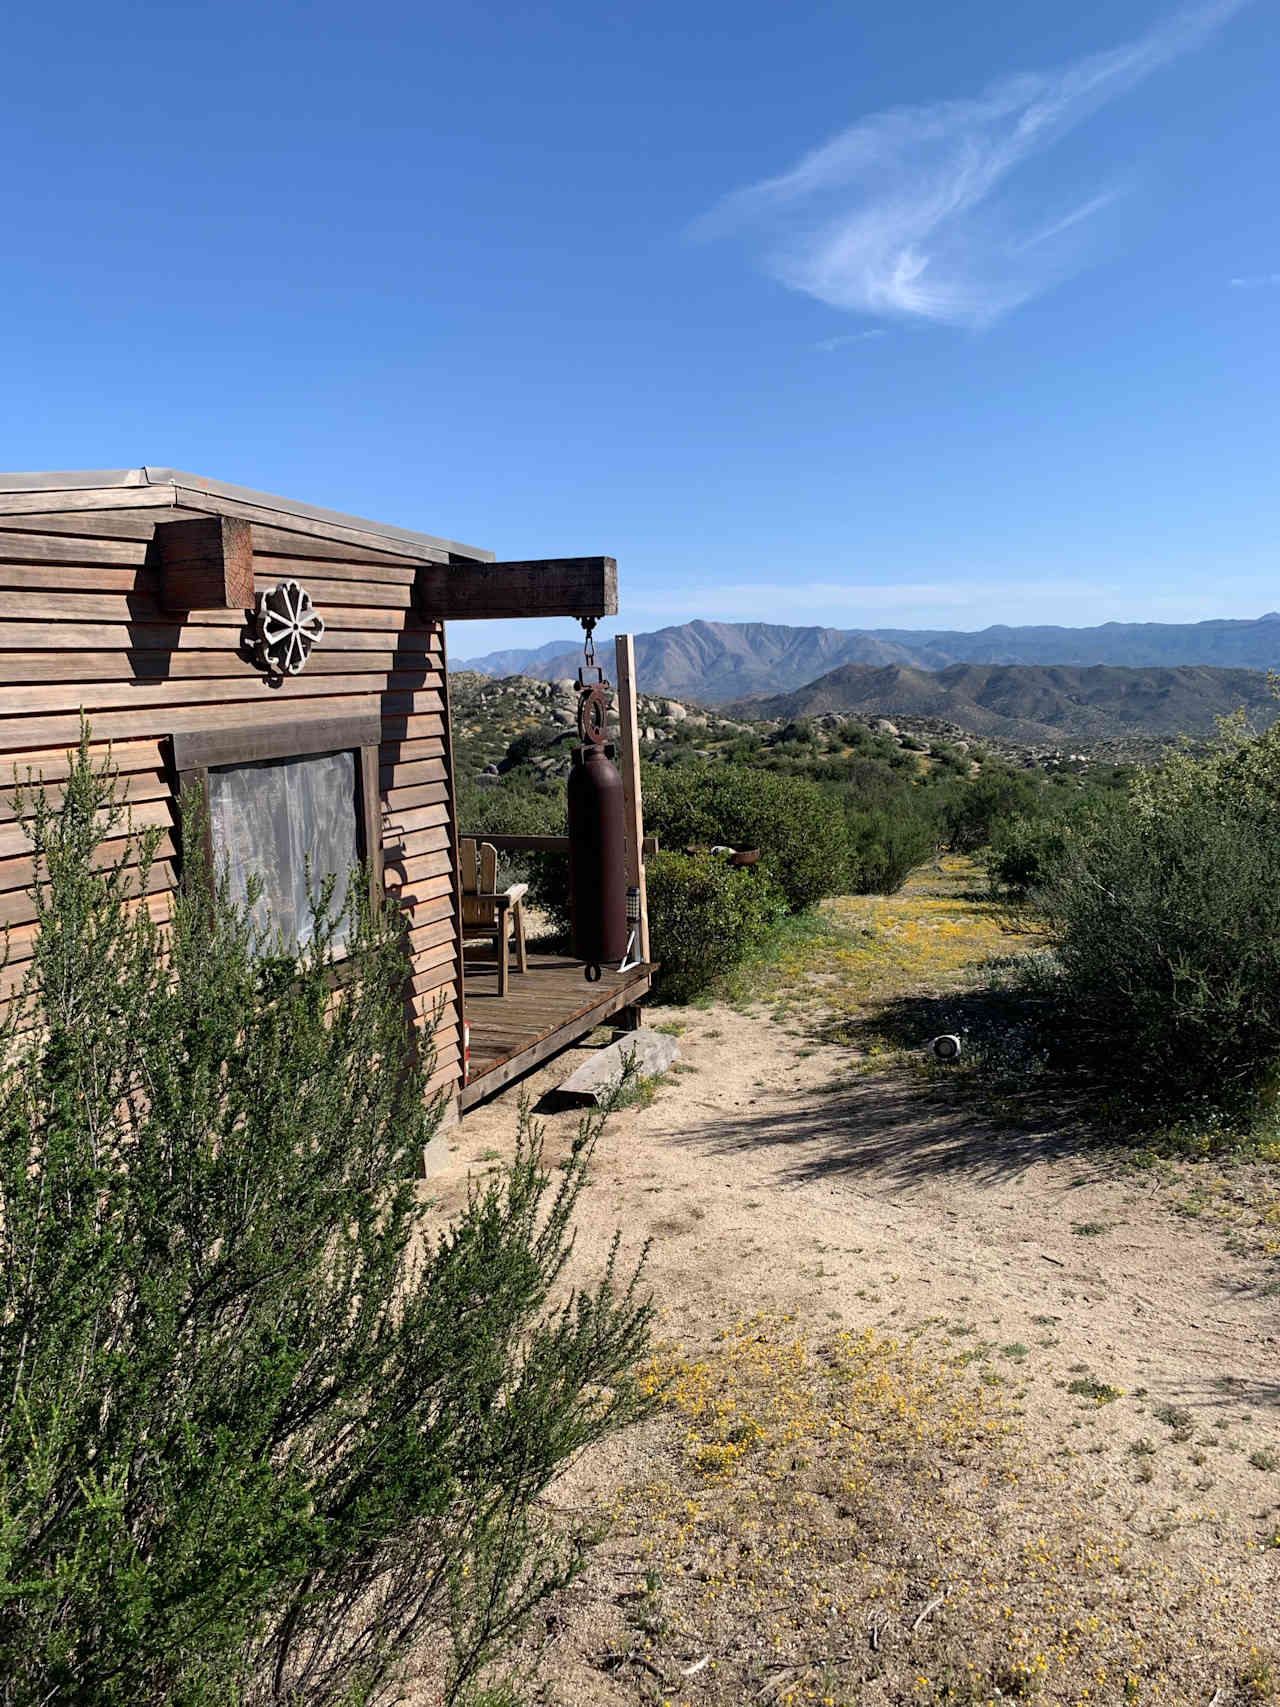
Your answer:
(1010, 187), (1127, 253)
(695, 0), (1249, 328)
(813, 329), (887, 352)
(1230, 272), (1280, 287)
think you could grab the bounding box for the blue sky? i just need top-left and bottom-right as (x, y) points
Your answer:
(2, 0), (1276, 659)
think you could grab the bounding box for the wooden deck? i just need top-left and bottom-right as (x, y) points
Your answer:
(460, 949), (654, 1111)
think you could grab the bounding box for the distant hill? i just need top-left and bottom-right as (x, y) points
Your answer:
(456, 636), (584, 677)
(726, 663), (1280, 744)
(868, 614), (1280, 671)
(494, 621), (924, 698)
(468, 614), (1280, 701)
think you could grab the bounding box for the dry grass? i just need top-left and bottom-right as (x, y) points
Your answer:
(739, 858), (1280, 1269)
(572, 1318), (1278, 1707)
(727, 858), (1041, 1034)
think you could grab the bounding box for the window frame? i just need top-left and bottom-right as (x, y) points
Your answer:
(171, 715), (385, 947)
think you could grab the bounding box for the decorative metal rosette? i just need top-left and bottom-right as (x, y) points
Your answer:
(255, 579), (325, 676)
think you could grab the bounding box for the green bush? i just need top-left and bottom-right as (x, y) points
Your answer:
(641, 762), (847, 913)
(986, 811), (1077, 898)
(0, 735), (652, 1706)
(1131, 709), (1280, 818)
(1033, 782), (1280, 1119)
(845, 803), (938, 894)
(940, 763), (1042, 854)
(646, 850), (787, 1001)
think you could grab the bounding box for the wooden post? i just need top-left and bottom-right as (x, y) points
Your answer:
(438, 622), (469, 1114)
(614, 634), (649, 964)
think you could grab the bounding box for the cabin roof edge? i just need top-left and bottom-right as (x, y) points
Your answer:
(0, 467), (494, 564)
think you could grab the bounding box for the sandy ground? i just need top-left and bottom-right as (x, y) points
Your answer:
(416, 996), (1280, 1702)
(440, 998), (1280, 1514)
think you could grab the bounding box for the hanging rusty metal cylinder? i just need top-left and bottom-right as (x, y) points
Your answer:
(566, 641), (628, 980)
(567, 742), (628, 979)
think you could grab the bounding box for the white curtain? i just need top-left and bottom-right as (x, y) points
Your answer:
(207, 748), (359, 952)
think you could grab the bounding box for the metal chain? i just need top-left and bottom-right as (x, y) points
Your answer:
(580, 616), (596, 668)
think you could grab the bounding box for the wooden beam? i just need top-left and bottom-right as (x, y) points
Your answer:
(415, 556), (617, 621)
(614, 633), (650, 963)
(171, 714), (382, 772)
(152, 516), (254, 611)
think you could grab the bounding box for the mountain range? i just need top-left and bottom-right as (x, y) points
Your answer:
(459, 614), (1280, 702)
(726, 662), (1280, 745)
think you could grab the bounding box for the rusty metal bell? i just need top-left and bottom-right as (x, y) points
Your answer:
(567, 742), (627, 978)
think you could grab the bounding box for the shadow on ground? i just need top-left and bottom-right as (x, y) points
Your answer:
(673, 1063), (1100, 1192)
(1152, 1369), (1280, 1414)
(669, 975), (1105, 1192)
(817, 980), (1058, 1058)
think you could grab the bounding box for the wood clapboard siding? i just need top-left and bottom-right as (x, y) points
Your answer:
(0, 502), (464, 1095)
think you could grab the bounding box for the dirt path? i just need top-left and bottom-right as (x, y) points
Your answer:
(417, 880), (1280, 1702)
(444, 998), (1280, 1514)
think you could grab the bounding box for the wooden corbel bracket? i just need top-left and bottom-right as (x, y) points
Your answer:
(152, 515), (255, 611)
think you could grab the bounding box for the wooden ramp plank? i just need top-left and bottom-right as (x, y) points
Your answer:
(554, 1029), (680, 1107)
(459, 949), (653, 1111)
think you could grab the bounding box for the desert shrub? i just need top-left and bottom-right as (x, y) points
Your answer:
(986, 811), (1078, 898)
(928, 739), (972, 776)
(1033, 782), (1280, 1119)
(0, 735), (652, 1707)
(502, 726), (555, 767)
(641, 762), (847, 913)
(845, 803), (939, 894)
(1132, 709), (1280, 817)
(939, 762), (1042, 853)
(455, 774), (565, 843)
(646, 850), (788, 1000)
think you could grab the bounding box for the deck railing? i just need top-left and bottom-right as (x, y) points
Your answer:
(458, 833), (569, 854)
(459, 833), (656, 857)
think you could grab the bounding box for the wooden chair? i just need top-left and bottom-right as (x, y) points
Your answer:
(459, 838), (528, 997)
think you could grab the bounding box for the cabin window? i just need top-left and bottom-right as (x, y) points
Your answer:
(207, 749), (360, 950)
(171, 717), (383, 955)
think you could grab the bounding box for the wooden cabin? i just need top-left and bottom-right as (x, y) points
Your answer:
(0, 468), (653, 1131)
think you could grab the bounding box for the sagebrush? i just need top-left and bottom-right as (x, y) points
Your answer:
(1031, 716), (1280, 1122)
(645, 848), (788, 1001)
(0, 733), (652, 1706)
